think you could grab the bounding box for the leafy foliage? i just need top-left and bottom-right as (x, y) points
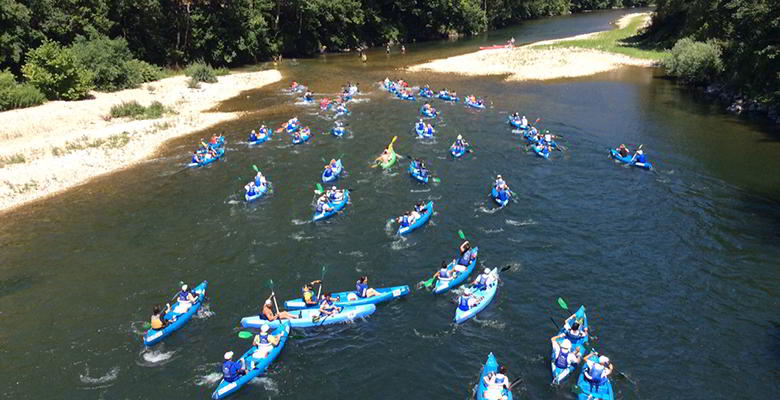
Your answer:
(0, 69), (45, 111)
(70, 30), (160, 91)
(109, 100), (168, 119)
(663, 38), (724, 85)
(184, 61), (219, 84)
(21, 40), (93, 100)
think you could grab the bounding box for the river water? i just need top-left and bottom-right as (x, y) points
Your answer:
(2, 9), (779, 400)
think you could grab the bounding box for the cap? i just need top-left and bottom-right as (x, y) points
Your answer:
(457, 135), (463, 139)
(464, 288), (472, 295)
(261, 324), (270, 333)
(181, 284), (188, 291)
(265, 299), (272, 306)
(224, 351), (234, 360)
(599, 356), (610, 364)
(637, 150), (643, 155)
(484, 268), (490, 274)
(561, 339), (572, 350)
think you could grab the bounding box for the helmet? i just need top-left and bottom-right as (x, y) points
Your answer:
(637, 150), (643, 155)
(181, 284), (188, 291)
(561, 339), (572, 351)
(599, 356), (610, 364)
(265, 299), (272, 306)
(224, 351), (234, 360)
(484, 268), (490, 274)
(261, 324), (270, 333)
(331, 186), (337, 190)
(497, 174), (502, 178)
(457, 135), (463, 140)
(464, 288), (472, 296)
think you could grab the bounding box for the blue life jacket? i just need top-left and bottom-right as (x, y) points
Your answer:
(247, 186), (256, 196)
(458, 296), (471, 311)
(565, 329), (584, 343)
(498, 190), (508, 201)
(178, 290), (190, 301)
(554, 348), (571, 369)
(401, 216), (409, 227)
(458, 250), (471, 266)
(255, 177), (263, 186)
(356, 282), (368, 297)
(475, 274), (488, 289)
(426, 127), (434, 135)
(324, 168), (332, 177)
(316, 203), (324, 213)
(222, 360), (241, 382)
(587, 363), (606, 384)
(542, 146), (549, 155)
(249, 133), (257, 141)
(494, 375), (506, 385)
(439, 268), (450, 279)
(329, 193), (338, 201)
(456, 140), (464, 147)
(191, 155), (199, 163)
(320, 298), (334, 309)
(256, 332), (269, 345)
(636, 154), (647, 163)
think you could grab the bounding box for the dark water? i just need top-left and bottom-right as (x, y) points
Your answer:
(2, 9), (779, 400)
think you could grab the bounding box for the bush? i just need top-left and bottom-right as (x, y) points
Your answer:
(663, 38), (724, 85)
(0, 70), (45, 111)
(22, 41), (93, 100)
(124, 59), (161, 85)
(70, 32), (162, 91)
(184, 61), (218, 84)
(186, 77), (201, 89)
(109, 100), (168, 119)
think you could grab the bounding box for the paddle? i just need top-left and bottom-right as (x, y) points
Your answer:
(458, 230), (467, 240)
(508, 377), (523, 390)
(238, 331), (253, 339)
(314, 183), (324, 195)
(557, 297), (569, 311)
(252, 164), (259, 172)
(550, 317), (561, 331)
(317, 265), (326, 299)
(266, 279), (280, 315)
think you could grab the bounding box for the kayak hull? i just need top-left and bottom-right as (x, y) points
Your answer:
(379, 144), (397, 169)
(550, 305), (589, 384)
(454, 268), (499, 324)
(284, 285), (410, 310)
(450, 146), (466, 158)
(211, 323), (290, 399)
(240, 304), (376, 329)
(313, 190), (349, 221)
(465, 100), (486, 109)
(332, 127), (346, 137)
(491, 187), (510, 207)
(248, 130), (271, 145)
(398, 201), (434, 235)
(609, 149), (652, 170)
(292, 132), (311, 145)
(434, 247), (479, 294)
(532, 145), (550, 159)
(438, 94), (459, 102)
(189, 147), (225, 168)
(476, 352), (514, 400)
(245, 183), (269, 202)
(322, 159), (343, 183)
(420, 106), (437, 118)
(144, 281), (208, 346)
(408, 162), (430, 184)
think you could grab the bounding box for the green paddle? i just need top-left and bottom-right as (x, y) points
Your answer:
(314, 183), (324, 195)
(252, 164), (259, 172)
(458, 230), (466, 240)
(238, 331), (253, 339)
(557, 297), (569, 311)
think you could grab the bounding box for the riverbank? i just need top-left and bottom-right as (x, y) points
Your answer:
(407, 13), (659, 81)
(0, 69), (282, 213)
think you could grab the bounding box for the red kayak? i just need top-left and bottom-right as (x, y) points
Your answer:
(479, 44), (511, 50)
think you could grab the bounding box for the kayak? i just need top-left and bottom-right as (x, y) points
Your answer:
(420, 106), (437, 118)
(465, 99), (486, 109)
(419, 89), (433, 98)
(397, 93), (416, 101)
(491, 187), (510, 207)
(508, 118), (528, 130)
(211, 322), (290, 399)
(248, 130), (271, 145)
(475, 352), (514, 400)
(322, 159), (343, 183)
(378, 143), (397, 169)
(450, 145), (467, 158)
(434, 247), (479, 294)
(292, 130), (311, 145)
(332, 126), (346, 137)
(240, 304), (376, 329)
(438, 93), (459, 102)
(551, 305), (589, 384)
(302, 96), (314, 103)
(284, 285), (410, 310)
(144, 281), (208, 346)
(398, 201), (434, 235)
(454, 267), (499, 324)
(334, 107), (350, 117)
(286, 123), (299, 133)
(576, 353), (614, 400)
(524, 132), (558, 148)
(415, 124), (434, 138)
(408, 161), (430, 183)
(188, 147), (225, 168)
(532, 144), (550, 159)
(609, 149), (652, 170)
(312, 190), (349, 222)
(245, 183), (269, 202)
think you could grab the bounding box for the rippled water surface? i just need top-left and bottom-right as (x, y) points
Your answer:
(1, 9), (779, 400)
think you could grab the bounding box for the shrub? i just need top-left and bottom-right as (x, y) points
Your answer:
(186, 77), (201, 89)
(70, 33), (162, 91)
(663, 38), (724, 85)
(22, 41), (93, 100)
(184, 61), (218, 84)
(109, 100), (168, 119)
(0, 70), (45, 111)
(124, 59), (161, 85)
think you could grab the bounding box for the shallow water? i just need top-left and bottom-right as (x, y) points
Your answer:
(2, 8), (780, 400)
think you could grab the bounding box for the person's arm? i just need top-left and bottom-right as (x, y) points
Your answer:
(264, 308), (277, 321)
(583, 353), (596, 363)
(604, 363), (614, 377)
(551, 333), (564, 342)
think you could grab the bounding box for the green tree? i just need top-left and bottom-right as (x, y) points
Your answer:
(22, 40), (93, 100)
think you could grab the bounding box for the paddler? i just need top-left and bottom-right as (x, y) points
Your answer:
(249, 129), (257, 142)
(319, 292), (342, 315)
(455, 241), (476, 272)
(301, 281), (321, 306)
(582, 353), (613, 390)
(550, 337), (580, 382)
(434, 260), (453, 282)
(483, 364), (511, 399)
(191, 151), (203, 164)
(376, 148), (392, 165)
(150, 304), (171, 330)
(315, 196), (333, 214)
(260, 296), (298, 321)
(457, 288), (481, 311)
(222, 351), (247, 382)
(252, 324), (282, 358)
(632, 149), (648, 164)
(616, 144), (629, 157)
(454, 135), (468, 150)
(254, 171), (267, 187)
(562, 313), (588, 343)
(244, 181), (257, 196)
(178, 284), (198, 304)
(472, 268), (491, 290)
(356, 276), (382, 298)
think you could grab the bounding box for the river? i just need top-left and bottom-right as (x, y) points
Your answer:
(1, 9), (779, 400)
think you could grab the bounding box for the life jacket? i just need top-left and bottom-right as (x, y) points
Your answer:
(458, 296), (471, 311)
(151, 315), (164, 330)
(476, 274), (489, 288)
(222, 360), (239, 382)
(426, 127), (434, 135)
(494, 374), (507, 385)
(256, 332), (269, 345)
(416, 122), (424, 131)
(439, 268), (450, 279)
(498, 190), (508, 201)
(302, 288), (315, 304)
(401, 216), (409, 227)
(356, 281), (368, 297)
(316, 203), (324, 213)
(249, 133), (257, 141)
(247, 186), (256, 196)
(255, 176), (263, 186)
(554, 348), (571, 369)
(178, 290), (190, 302)
(191, 155), (199, 163)
(458, 250), (471, 266)
(586, 363), (606, 384)
(636, 154), (647, 163)
(455, 140), (464, 147)
(324, 168), (332, 177)
(565, 329), (584, 342)
(320, 297), (333, 308)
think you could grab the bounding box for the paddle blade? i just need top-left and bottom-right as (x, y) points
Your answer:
(142, 322), (151, 329)
(238, 331), (253, 339)
(557, 297), (569, 310)
(432, 177), (440, 183)
(253, 165), (259, 172)
(316, 183), (323, 193)
(458, 230), (466, 240)
(266, 279), (274, 290)
(321, 265), (327, 279)
(390, 136), (398, 145)
(423, 277), (436, 288)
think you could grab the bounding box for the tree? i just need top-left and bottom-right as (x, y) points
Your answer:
(22, 40), (93, 100)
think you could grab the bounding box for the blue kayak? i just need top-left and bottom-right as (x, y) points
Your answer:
(188, 147), (225, 168)
(454, 268), (499, 324)
(332, 126), (346, 137)
(211, 323), (290, 399)
(240, 304), (376, 329)
(508, 118), (528, 130)
(465, 99), (486, 109)
(609, 149), (652, 170)
(415, 123), (434, 138)
(576, 353), (614, 400)
(475, 352), (514, 400)
(322, 160), (343, 183)
(144, 281), (208, 346)
(334, 107), (350, 117)
(398, 201), (434, 235)
(245, 183), (269, 202)
(434, 247), (479, 294)
(438, 93), (459, 102)
(397, 93), (416, 101)
(551, 305), (589, 384)
(450, 145), (467, 158)
(248, 129), (271, 145)
(491, 187), (510, 207)
(532, 144), (550, 159)
(284, 285), (410, 309)
(312, 190), (349, 221)
(408, 161), (430, 184)
(420, 106), (437, 118)
(419, 88), (434, 98)
(286, 123), (299, 133)
(524, 133), (558, 148)
(292, 130), (311, 145)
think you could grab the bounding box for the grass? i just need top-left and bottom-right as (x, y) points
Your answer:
(0, 153), (27, 168)
(536, 15), (667, 61)
(109, 100), (171, 120)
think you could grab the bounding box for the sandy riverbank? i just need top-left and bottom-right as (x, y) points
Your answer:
(407, 12), (655, 81)
(0, 69), (282, 213)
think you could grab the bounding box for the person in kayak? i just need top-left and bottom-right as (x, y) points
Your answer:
(550, 337), (580, 382)
(615, 144), (629, 157)
(455, 241), (475, 272)
(483, 364), (511, 400)
(458, 288), (482, 311)
(191, 151), (203, 164)
(323, 164), (334, 179)
(319, 293), (342, 316)
(416, 119), (425, 132)
(254, 172), (267, 187)
(376, 148), (392, 165)
(301, 281), (322, 306)
(222, 351), (246, 382)
(303, 91), (313, 101)
(494, 175), (506, 189)
(632, 149), (648, 164)
(253, 324), (282, 358)
(413, 161), (429, 178)
(521, 115), (528, 127)
(582, 353), (613, 390)
(453, 135), (469, 150)
(315, 196), (334, 214)
(543, 131), (554, 145)
(562, 313), (588, 343)
(472, 268), (492, 290)
(178, 284), (198, 304)
(356, 276), (382, 298)
(327, 186), (344, 202)
(245, 181), (258, 197)
(434, 260), (453, 282)
(249, 130), (258, 142)
(260, 297), (298, 321)
(150, 304), (171, 330)
(536, 143), (550, 156)
(425, 123), (435, 136)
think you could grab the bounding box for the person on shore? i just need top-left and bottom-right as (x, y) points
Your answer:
(550, 337), (580, 383)
(221, 351), (246, 382)
(401, 45), (406, 54)
(361, 51), (367, 63)
(483, 364), (511, 400)
(260, 296), (298, 321)
(252, 324), (282, 358)
(150, 304), (171, 330)
(386, 44), (391, 54)
(356, 276), (382, 298)
(582, 353), (613, 390)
